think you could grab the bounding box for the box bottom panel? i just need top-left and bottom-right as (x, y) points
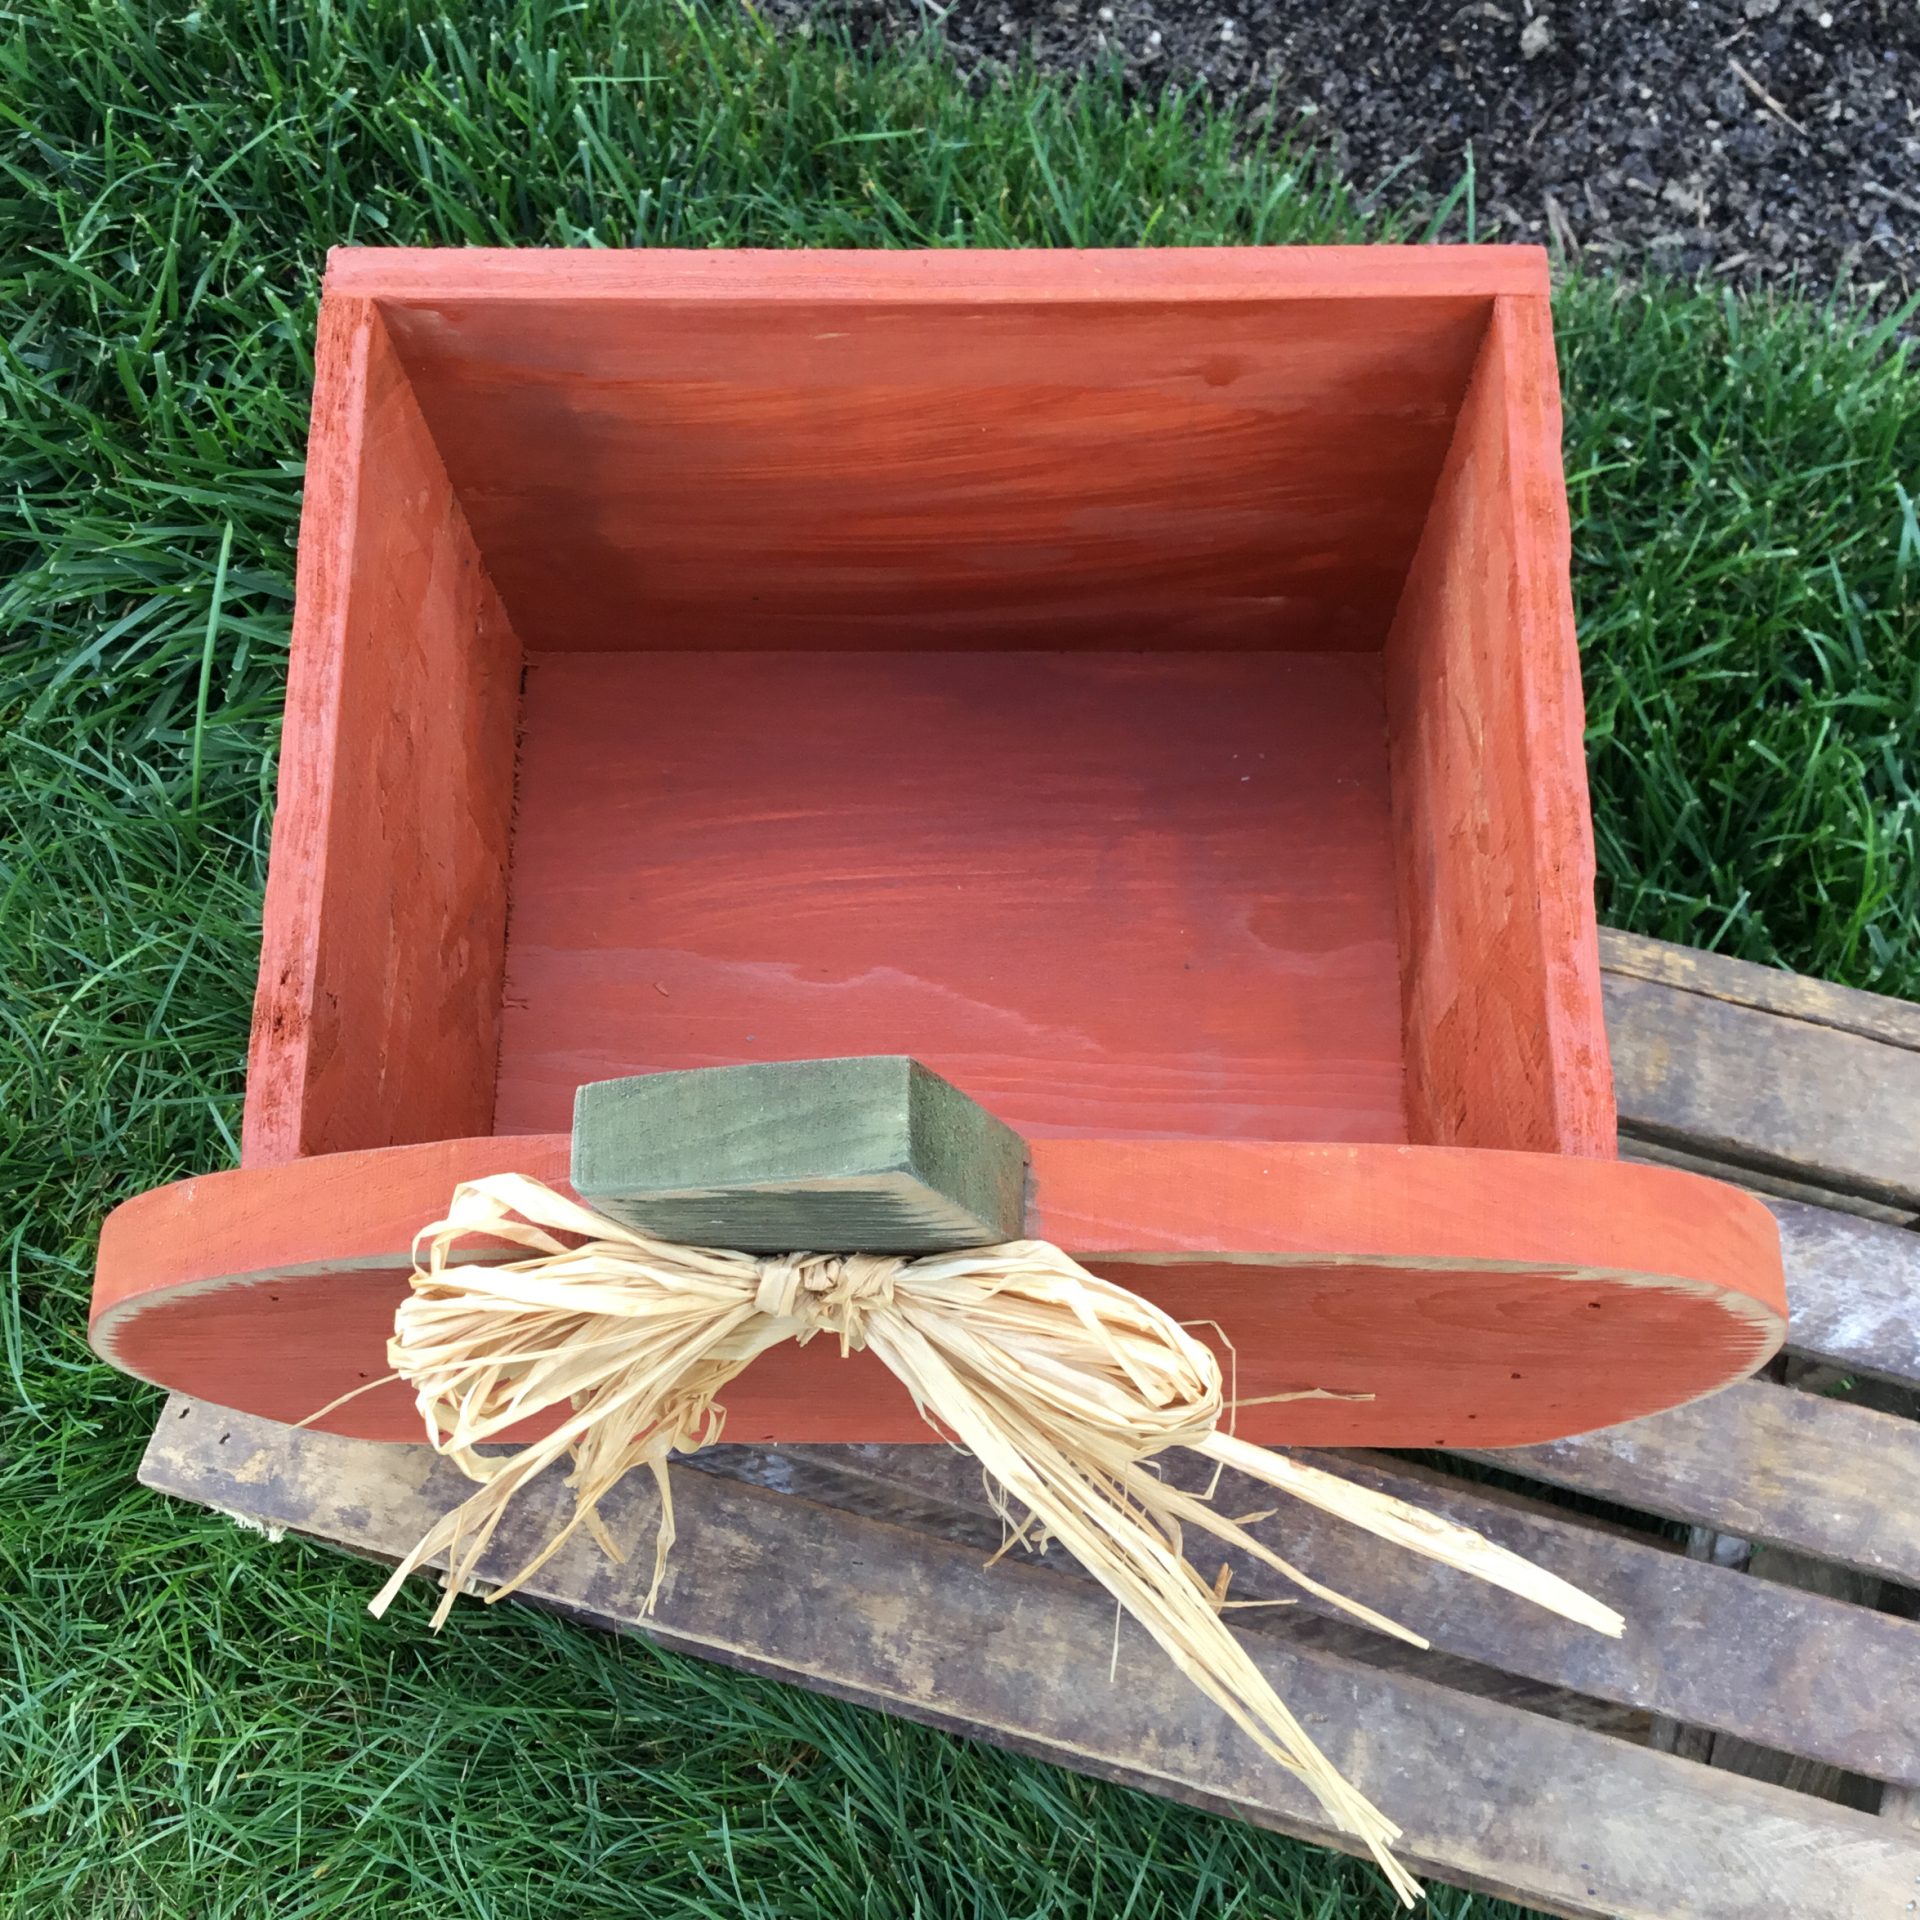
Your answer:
(494, 650), (1408, 1142)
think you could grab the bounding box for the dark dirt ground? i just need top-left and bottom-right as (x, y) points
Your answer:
(770, 0), (1917, 302)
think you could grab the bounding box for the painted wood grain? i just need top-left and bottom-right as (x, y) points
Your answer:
(347, 248), (1531, 656)
(243, 295), (522, 1167)
(1474, 1378), (1920, 1584)
(1383, 293), (1615, 1160)
(571, 1056), (1027, 1251)
(1604, 970), (1920, 1211)
(138, 1396), (1920, 1920)
(492, 649), (1410, 1144)
(374, 292), (1492, 655)
(329, 244), (1554, 304)
(92, 1135), (1783, 1447)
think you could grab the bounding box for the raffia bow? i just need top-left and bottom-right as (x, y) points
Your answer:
(364, 1172), (1624, 1905)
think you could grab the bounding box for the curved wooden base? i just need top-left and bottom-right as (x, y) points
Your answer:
(93, 1136), (1785, 1448)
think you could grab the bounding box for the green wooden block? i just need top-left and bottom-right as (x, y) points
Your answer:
(570, 1057), (1028, 1253)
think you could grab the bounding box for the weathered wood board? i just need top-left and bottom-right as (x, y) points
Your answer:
(140, 1399), (1920, 1920)
(1600, 928), (1920, 1215)
(679, 1439), (1920, 1787)
(1599, 927), (1920, 1054)
(1473, 1379), (1920, 1584)
(1765, 1197), (1920, 1382)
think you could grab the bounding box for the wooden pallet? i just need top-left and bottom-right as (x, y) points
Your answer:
(138, 928), (1920, 1920)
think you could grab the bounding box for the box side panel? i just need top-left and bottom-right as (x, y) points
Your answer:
(1383, 292), (1616, 1156)
(242, 297), (522, 1165)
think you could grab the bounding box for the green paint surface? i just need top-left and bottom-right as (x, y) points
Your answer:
(572, 1056), (1027, 1251)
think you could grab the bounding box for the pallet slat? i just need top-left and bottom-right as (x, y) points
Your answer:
(688, 1441), (1920, 1787)
(1599, 928), (1920, 1055)
(1603, 970), (1920, 1213)
(1475, 1380), (1920, 1584)
(139, 1399), (1920, 1920)
(1766, 1196), (1920, 1387)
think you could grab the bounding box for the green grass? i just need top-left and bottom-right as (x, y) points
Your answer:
(2, 1), (1916, 1914)
(1561, 282), (1920, 979)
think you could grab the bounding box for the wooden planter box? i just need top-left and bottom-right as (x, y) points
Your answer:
(91, 248), (1785, 1447)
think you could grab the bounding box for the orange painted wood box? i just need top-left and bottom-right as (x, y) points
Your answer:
(91, 247), (1787, 1448)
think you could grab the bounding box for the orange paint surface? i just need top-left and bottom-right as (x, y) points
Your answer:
(92, 247), (1783, 1446)
(1385, 295), (1614, 1156)
(493, 650), (1409, 1142)
(93, 1137), (1783, 1446)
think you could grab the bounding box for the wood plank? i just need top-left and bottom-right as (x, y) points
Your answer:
(1693, 1541), (1886, 1812)
(1599, 927), (1920, 1054)
(683, 1439), (1920, 1786)
(374, 262), (1499, 656)
(242, 295), (522, 1167)
(1621, 1136), (1916, 1227)
(140, 1398), (1920, 1920)
(700, 1445), (1659, 1742)
(1766, 1197), (1920, 1386)
(1475, 1379), (1920, 1584)
(571, 1057), (1027, 1252)
(91, 1134), (1783, 1449)
(1384, 293), (1615, 1159)
(496, 649), (1413, 1146)
(327, 244), (1554, 303)
(1603, 969), (1920, 1211)
(1646, 1527), (1754, 1764)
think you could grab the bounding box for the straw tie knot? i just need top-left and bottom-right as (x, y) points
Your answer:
(750, 1249), (901, 1341)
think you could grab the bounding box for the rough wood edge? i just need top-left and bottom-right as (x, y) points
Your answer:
(326, 244), (1552, 303)
(1600, 926), (1920, 1055)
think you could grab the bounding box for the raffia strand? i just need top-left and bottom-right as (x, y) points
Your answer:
(368, 1173), (1625, 1907)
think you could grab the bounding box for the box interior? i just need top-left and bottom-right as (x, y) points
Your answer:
(498, 646), (1406, 1142)
(247, 277), (1613, 1168)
